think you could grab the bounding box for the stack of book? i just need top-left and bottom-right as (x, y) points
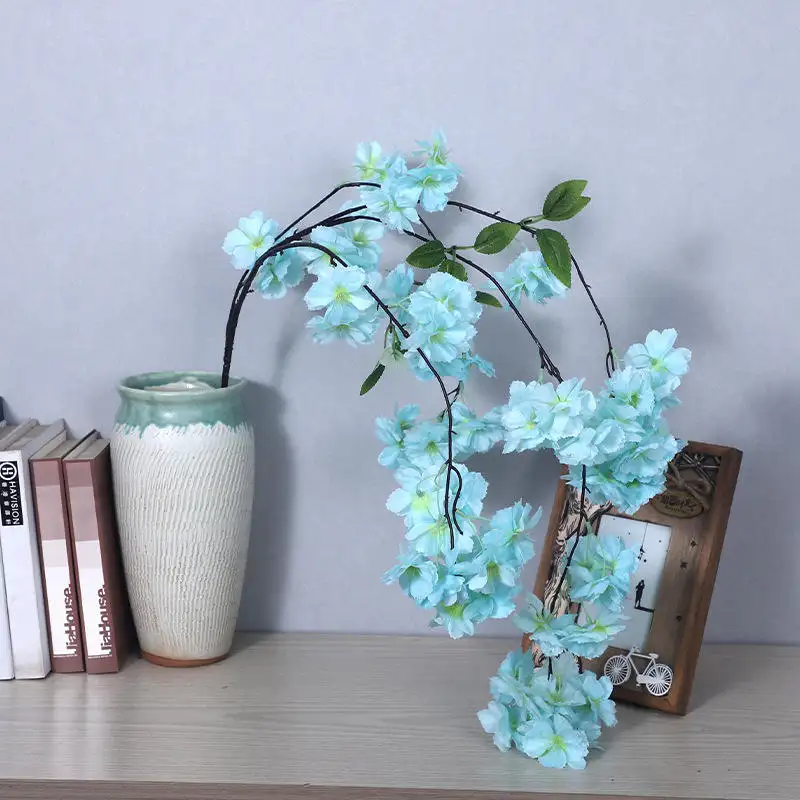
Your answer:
(0, 403), (135, 680)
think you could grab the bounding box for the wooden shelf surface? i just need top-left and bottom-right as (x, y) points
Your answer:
(0, 634), (796, 799)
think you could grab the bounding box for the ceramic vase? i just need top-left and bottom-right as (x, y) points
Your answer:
(110, 371), (254, 666)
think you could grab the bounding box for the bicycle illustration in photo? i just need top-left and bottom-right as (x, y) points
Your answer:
(603, 647), (673, 696)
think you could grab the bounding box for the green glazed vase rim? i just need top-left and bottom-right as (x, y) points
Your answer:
(117, 371), (247, 405)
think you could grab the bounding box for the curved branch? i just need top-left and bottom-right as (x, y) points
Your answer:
(445, 201), (616, 378)
(571, 254), (616, 377)
(277, 181), (379, 240)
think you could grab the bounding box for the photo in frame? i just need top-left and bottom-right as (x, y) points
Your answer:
(526, 441), (742, 715)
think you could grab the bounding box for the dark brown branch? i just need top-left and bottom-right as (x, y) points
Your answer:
(571, 254), (616, 377)
(548, 465), (588, 614)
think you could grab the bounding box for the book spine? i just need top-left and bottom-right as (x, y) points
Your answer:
(0, 452), (52, 679)
(66, 461), (121, 673)
(31, 460), (85, 673)
(0, 547), (14, 680)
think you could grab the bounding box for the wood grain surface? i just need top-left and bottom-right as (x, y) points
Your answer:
(0, 633), (795, 800)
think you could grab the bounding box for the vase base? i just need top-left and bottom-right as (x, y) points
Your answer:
(142, 650), (228, 668)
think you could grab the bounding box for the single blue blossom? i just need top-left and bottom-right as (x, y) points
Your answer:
(306, 306), (380, 347)
(489, 648), (535, 706)
(381, 548), (439, 603)
(477, 699), (523, 752)
(567, 535), (638, 611)
(253, 249), (304, 299)
(580, 673), (617, 727)
(563, 608), (627, 658)
(304, 265), (375, 321)
(222, 211), (279, 269)
(399, 164), (459, 212)
(353, 141), (388, 181)
(361, 182), (421, 232)
(375, 404), (420, 469)
(414, 129), (454, 168)
(516, 714), (589, 769)
(495, 250), (568, 305)
(514, 594), (575, 657)
(624, 328), (691, 400)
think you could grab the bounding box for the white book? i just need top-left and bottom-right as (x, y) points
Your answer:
(0, 419), (39, 680)
(0, 420), (66, 679)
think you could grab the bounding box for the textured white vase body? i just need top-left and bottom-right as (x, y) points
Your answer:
(110, 372), (254, 664)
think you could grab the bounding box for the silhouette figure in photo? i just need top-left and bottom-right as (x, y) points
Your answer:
(634, 579), (645, 608)
(634, 579), (655, 614)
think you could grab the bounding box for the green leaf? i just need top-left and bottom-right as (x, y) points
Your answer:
(359, 363), (386, 396)
(475, 290), (502, 308)
(406, 240), (446, 269)
(536, 229), (572, 287)
(440, 258), (469, 281)
(473, 222), (521, 254)
(542, 180), (591, 221)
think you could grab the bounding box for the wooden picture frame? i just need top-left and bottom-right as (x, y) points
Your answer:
(526, 441), (742, 715)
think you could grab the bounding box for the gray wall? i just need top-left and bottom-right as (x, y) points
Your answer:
(2, 2), (798, 644)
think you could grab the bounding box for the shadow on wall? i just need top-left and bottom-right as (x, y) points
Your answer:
(236, 381), (294, 631)
(236, 295), (307, 631)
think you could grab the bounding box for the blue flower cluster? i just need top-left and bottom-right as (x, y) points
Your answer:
(478, 530), (639, 768)
(490, 329), (690, 513)
(221, 133), (693, 769)
(356, 130), (460, 230)
(479, 651), (616, 768)
(378, 404), (540, 638)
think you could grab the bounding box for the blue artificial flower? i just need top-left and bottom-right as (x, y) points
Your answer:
(612, 429), (682, 483)
(298, 226), (357, 275)
(580, 672), (617, 727)
(499, 380), (552, 453)
(361, 181), (421, 232)
(306, 306), (381, 347)
(399, 164), (459, 212)
(526, 667), (586, 718)
(404, 420), (450, 468)
(606, 365), (656, 417)
(514, 594), (575, 657)
(571, 465), (666, 515)
(382, 548), (439, 603)
(451, 402), (504, 457)
(304, 265), (375, 321)
(624, 329), (691, 400)
(562, 607), (627, 658)
(567, 535), (638, 611)
(408, 271), (481, 326)
(431, 593), (493, 638)
(477, 699), (523, 752)
(555, 417), (628, 467)
(337, 211), (385, 271)
(483, 502), (541, 567)
(375, 404), (420, 469)
(489, 648), (536, 706)
(533, 378), (596, 442)
(222, 211), (279, 270)
(253, 249), (305, 299)
(405, 349), (494, 383)
(495, 250), (568, 305)
(414, 129), (455, 168)
(405, 274), (480, 364)
(516, 714), (589, 769)
(386, 464), (485, 557)
(353, 141), (388, 181)
(424, 564), (465, 608)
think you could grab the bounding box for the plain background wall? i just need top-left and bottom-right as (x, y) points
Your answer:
(1, 1), (798, 644)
